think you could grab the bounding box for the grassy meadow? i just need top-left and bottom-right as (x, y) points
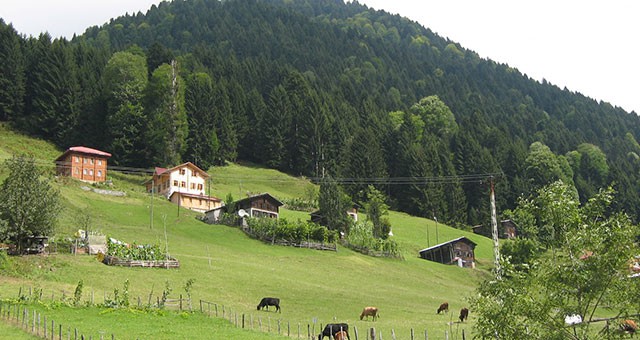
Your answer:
(0, 124), (496, 339)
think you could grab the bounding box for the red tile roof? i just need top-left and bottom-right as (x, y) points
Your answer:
(55, 146), (111, 161)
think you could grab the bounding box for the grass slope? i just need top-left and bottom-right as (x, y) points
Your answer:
(0, 125), (495, 339)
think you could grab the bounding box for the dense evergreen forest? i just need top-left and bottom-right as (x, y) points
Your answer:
(2, 0), (640, 228)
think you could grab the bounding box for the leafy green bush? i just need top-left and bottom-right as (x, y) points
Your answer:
(346, 221), (401, 258)
(245, 217), (336, 244)
(280, 197), (317, 212)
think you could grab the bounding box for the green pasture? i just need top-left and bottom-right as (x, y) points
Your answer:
(0, 125), (496, 339)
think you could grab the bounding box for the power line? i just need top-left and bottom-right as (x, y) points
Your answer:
(0, 155), (502, 185)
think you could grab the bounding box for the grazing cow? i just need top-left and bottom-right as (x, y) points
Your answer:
(620, 319), (638, 334)
(318, 323), (350, 340)
(360, 306), (379, 321)
(257, 297), (280, 312)
(459, 308), (469, 322)
(333, 331), (349, 340)
(437, 302), (449, 314)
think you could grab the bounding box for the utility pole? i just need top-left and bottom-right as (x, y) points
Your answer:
(150, 179), (154, 229)
(434, 215), (439, 244)
(490, 176), (501, 279)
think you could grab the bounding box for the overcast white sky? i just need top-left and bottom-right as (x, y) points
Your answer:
(2, 0), (639, 113)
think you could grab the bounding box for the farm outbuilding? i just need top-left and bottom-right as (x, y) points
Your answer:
(203, 193), (283, 226)
(418, 237), (477, 268)
(471, 220), (518, 239)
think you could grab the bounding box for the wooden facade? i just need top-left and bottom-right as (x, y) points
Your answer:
(55, 146), (111, 183)
(145, 162), (222, 213)
(472, 220), (518, 239)
(233, 193), (283, 219)
(419, 237), (477, 268)
(169, 191), (222, 213)
(203, 193), (283, 224)
(501, 219), (518, 239)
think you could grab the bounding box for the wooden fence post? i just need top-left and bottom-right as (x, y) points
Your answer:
(424, 329), (428, 340)
(354, 326), (359, 340)
(370, 327), (376, 340)
(391, 329), (396, 340)
(44, 315), (47, 338)
(242, 314), (245, 328)
(410, 328), (414, 340)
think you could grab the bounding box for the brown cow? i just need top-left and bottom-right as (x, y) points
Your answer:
(459, 308), (469, 322)
(360, 306), (379, 321)
(620, 319), (639, 334)
(334, 331), (349, 340)
(437, 302), (449, 314)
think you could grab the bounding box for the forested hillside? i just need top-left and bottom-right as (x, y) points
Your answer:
(2, 0), (640, 228)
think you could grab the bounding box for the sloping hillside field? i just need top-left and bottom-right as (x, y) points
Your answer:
(0, 124), (494, 339)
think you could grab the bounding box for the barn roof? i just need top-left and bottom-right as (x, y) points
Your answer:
(157, 162), (210, 178)
(234, 193), (283, 207)
(418, 236), (477, 253)
(55, 146), (112, 161)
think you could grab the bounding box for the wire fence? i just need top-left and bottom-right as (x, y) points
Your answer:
(1, 286), (469, 340)
(199, 299), (469, 340)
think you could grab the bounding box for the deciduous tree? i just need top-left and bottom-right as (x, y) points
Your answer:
(0, 155), (61, 252)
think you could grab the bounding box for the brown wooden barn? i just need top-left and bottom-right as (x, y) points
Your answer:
(203, 193), (283, 225)
(471, 220), (518, 239)
(419, 237), (477, 268)
(501, 219), (518, 239)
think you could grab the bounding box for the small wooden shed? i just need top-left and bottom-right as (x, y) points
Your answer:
(419, 237), (477, 268)
(471, 220), (518, 239)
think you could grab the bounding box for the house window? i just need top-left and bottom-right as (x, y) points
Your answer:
(180, 168), (186, 175)
(83, 169), (87, 175)
(173, 180), (178, 187)
(97, 170), (102, 177)
(98, 159), (102, 165)
(90, 158), (94, 165)
(181, 181), (186, 188)
(193, 171), (198, 177)
(89, 169), (94, 176)
(197, 184), (203, 191)
(74, 156), (79, 163)
(74, 168), (79, 174)
(190, 183), (196, 190)
(83, 158), (87, 164)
